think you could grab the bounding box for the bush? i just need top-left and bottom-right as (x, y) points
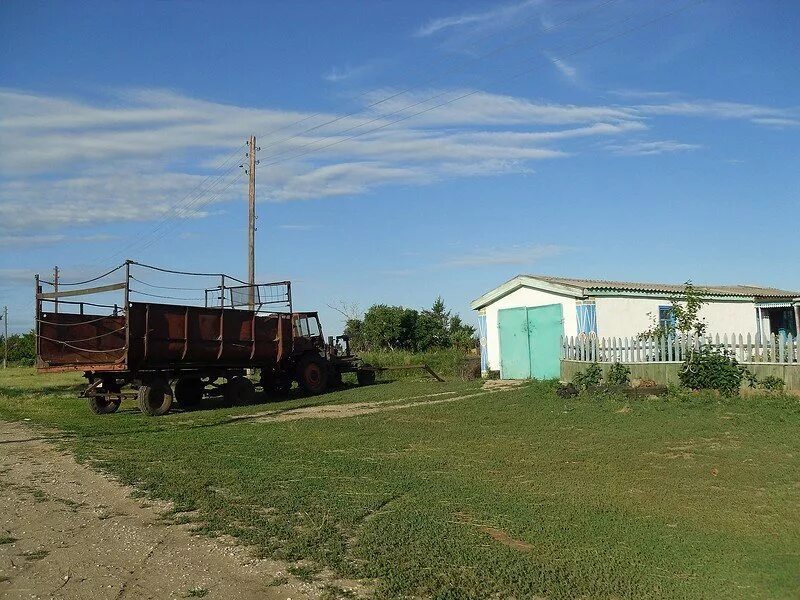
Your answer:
(679, 346), (748, 397)
(607, 362), (631, 386)
(759, 375), (785, 392)
(573, 362), (602, 391)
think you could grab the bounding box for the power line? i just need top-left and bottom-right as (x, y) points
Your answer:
(252, 0), (620, 159)
(257, 0), (705, 171)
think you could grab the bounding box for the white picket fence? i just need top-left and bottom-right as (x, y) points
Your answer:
(562, 333), (799, 365)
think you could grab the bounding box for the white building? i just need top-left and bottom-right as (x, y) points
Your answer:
(471, 275), (800, 380)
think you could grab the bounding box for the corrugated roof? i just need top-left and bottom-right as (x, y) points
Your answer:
(530, 275), (799, 298)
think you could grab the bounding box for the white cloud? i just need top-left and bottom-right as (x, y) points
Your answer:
(323, 63), (373, 83)
(635, 100), (800, 125)
(415, 0), (542, 37)
(441, 243), (567, 267)
(548, 54), (578, 82)
(606, 140), (701, 156)
(0, 86), (795, 240)
(0, 233), (117, 247)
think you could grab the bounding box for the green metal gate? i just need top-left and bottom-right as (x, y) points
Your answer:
(498, 304), (564, 380)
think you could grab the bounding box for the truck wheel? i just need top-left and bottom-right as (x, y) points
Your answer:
(224, 376), (256, 406)
(357, 367), (376, 386)
(137, 378), (173, 416)
(88, 396), (121, 414)
(261, 375), (291, 399)
(298, 355), (329, 395)
(175, 377), (205, 409)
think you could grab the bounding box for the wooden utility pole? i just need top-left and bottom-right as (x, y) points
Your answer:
(53, 265), (59, 314)
(2, 305), (7, 369)
(247, 135), (256, 311)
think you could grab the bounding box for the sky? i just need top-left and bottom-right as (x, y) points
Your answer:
(1, 0), (799, 335)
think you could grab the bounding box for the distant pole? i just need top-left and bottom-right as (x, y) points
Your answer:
(2, 305), (7, 369)
(247, 135), (257, 311)
(53, 265), (59, 314)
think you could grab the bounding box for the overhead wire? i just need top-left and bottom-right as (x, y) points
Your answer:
(252, 0), (620, 158)
(124, 0), (687, 246)
(255, 0), (705, 170)
(89, 0), (616, 264)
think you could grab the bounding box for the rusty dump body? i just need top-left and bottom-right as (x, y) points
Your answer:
(37, 302), (293, 374)
(34, 261), (394, 416)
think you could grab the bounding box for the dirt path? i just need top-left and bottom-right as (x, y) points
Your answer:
(0, 421), (357, 600)
(235, 381), (527, 424)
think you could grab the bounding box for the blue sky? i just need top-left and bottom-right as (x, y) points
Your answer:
(1, 0), (799, 334)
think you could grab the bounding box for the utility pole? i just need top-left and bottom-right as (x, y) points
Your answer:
(2, 306), (7, 369)
(247, 135), (257, 311)
(53, 265), (59, 314)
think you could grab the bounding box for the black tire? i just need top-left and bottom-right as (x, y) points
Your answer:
(87, 396), (121, 414)
(175, 377), (205, 409)
(224, 376), (256, 406)
(137, 377), (173, 416)
(261, 375), (291, 400)
(298, 354), (329, 395)
(357, 367), (376, 386)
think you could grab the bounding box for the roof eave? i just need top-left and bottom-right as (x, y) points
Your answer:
(471, 275), (584, 310)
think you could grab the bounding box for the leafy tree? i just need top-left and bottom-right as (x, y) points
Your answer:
(642, 281), (707, 339)
(415, 297), (450, 351)
(1, 330), (36, 364)
(361, 305), (418, 351)
(449, 314), (477, 351)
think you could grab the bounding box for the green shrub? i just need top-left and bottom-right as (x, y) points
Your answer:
(573, 362), (602, 391)
(607, 362), (631, 386)
(759, 375), (785, 392)
(679, 346), (748, 397)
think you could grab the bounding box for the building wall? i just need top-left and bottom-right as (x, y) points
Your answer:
(593, 296), (758, 339)
(483, 286), (578, 372)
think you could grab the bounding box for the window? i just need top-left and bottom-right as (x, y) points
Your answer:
(658, 306), (675, 330)
(576, 303), (597, 335)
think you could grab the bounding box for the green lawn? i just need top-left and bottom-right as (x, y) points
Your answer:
(1, 367), (798, 599)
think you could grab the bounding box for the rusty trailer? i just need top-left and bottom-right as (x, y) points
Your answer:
(35, 261), (376, 416)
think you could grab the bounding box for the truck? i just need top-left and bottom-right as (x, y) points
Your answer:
(35, 261), (377, 416)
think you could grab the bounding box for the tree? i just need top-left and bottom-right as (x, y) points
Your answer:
(1, 329), (36, 364)
(449, 314), (477, 351)
(362, 305), (418, 351)
(641, 281), (707, 339)
(415, 297), (450, 351)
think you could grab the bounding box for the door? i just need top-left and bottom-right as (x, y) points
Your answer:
(527, 304), (564, 379)
(498, 307), (531, 379)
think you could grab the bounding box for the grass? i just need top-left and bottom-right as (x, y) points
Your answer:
(186, 587), (209, 598)
(1, 366), (799, 598)
(0, 535), (17, 545)
(360, 348), (477, 379)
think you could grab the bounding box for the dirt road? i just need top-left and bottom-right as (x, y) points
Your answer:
(0, 421), (355, 600)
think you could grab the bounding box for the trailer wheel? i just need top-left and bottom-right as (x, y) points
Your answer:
(298, 355), (329, 395)
(175, 377), (205, 409)
(224, 376), (256, 406)
(88, 396), (121, 414)
(357, 367), (376, 386)
(137, 378), (173, 416)
(261, 375), (291, 399)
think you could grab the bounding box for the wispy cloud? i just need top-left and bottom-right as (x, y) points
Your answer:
(0, 86), (795, 238)
(323, 63), (373, 83)
(278, 224), (319, 231)
(0, 233), (117, 247)
(441, 243), (568, 267)
(415, 0), (541, 37)
(547, 54), (578, 82)
(606, 140), (701, 156)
